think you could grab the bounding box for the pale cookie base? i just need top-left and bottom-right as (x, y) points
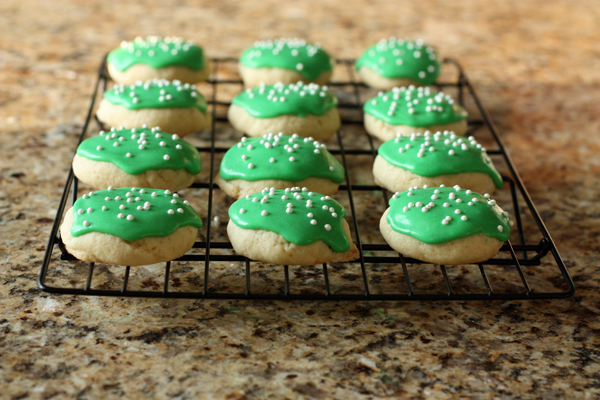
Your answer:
(60, 207), (198, 266)
(372, 155), (499, 195)
(364, 109), (468, 142)
(73, 154), (197, 192)
(380, 209), (504, 265)
(357, 66), (424, 90)
(227, 219), (359, 265)
(107, 60), (211, 85)
(227, 104), (340, 140)
(239, 65), (332, 88)
(214, 174), (341, 199)
(96, 99), (212, 137)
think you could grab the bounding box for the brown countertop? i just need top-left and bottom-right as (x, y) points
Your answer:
(1, 0), (600, 398)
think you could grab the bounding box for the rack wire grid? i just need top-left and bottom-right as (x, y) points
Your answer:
(39, 57), (575, 301)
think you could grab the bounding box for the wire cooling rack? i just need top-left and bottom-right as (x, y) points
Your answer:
(39, 57), (575, 300)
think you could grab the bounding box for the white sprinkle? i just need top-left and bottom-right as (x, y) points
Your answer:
(248, 163), (254, 169)
(310, 219), (317, 225)
(261, 210), (268, 216)
(443, 202), (450, 207)
(403, 206), (409, 212)
(118, 213), (124, 218)
(239, 208), (246, 214)
(289, 157), (295, 162)
(151, 192), (158, 197)
(83, 220), (90, 227)
(324, 224), (331, 231)
(168, 209), (174, 214)
(126, 215), (134, 221)
(163, 155), (170, 160)
(461, 215), (468, 221)
(498, 225), (504, 232)
(177, 208), (183, 213)
(102, 206), (107, 211)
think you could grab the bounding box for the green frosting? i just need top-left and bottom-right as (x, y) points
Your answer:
(364, 86), (467, 127)
(386, 186), (511, 244)
(356, 38), (440, 85)
(77, 127), (201, 175)
(107, 36), (205, 72)
(378, 131), (503, 188)
(71, 187), (203, 241)
(232, 82), (337, 118)
(240, 39), (333, 80)
(229, 188), (350, 252)
(220, 133), (344, 183)
(104, 79), (207, 112)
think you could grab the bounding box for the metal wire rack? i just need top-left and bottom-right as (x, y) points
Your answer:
(39, 57), (575, 301)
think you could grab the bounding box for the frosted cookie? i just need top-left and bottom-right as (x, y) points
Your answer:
(73, 126), (201, 192)
(364, 86), (468, 141)
(380, 186), (511, 265)
(60, 187), (203, 266)
(228, 82), (340, 140)
(107, 36), (210, 85)
(96, 79), (211, 136)
(373, 131), (502, 194)
(215, 133), (344, 198)
(227, 188), (359, 265)
(356, 38), (440, 90)
(239, 39), (334, 87)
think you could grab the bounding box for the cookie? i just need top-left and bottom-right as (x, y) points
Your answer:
(96, 79), (211, 136)
(228, 82), (340, 140)
(356, 38), (440, 90)
(227, 188), (359, 265)
(373, 131), (502, 194)
(107, 36), (210, 85)
(364, 86), (468, 141)
(239, 39), (334, 87)
(380, 186), (511, 265)
(215, 133), (344, 198)
(60, 187), (203, 266)
(73, 126), (201, 192)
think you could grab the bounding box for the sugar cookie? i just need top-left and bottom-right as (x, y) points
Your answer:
(364, 86), (468, 141)
(228, 82), (340, 140)
(239, 39), (333, 87)
(380, 186), (511, 265)
(107, 36), (210, 85)
(96, 79), (211, 136)
(356, 38), (440, 90)
(227, 188), (359, 265)
(215, 133), (344, 198)
(60, 187), (203, 266)
(373, 131), (502, 194)
(73, 126), (201, 192)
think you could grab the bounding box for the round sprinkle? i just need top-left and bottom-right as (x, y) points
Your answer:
(261, 210), (268, 216)
(177, 208), (183, 213)
(248, 163), (255, 169)
(83, 220), (90, 227)
(118, 213), (124, 218)
(310, 219), (317, 225)
(498, 225), (504, 232)
(324, 224), (332, 231)
(164, 155), (170, 160)
(168, 209), (174, 214)
(240, 208), (246, 214)
(126, 215), (134, 221)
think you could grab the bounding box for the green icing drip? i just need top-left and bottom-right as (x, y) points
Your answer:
(356, 38), (440, 85)
(107, 36), (205, 72)
(240, 39), (333, 80)
(378, 131), (503, 188)
(229, 188), (350, 252)
(71, 187), (202, 241)
(232, 82), (337, 118)
(364, 86), (467, 127)
(77, 127), (201, 175)
(386, 186), (511, 244)
(104, 79), (207, 112)
(220, 134), (344, 183)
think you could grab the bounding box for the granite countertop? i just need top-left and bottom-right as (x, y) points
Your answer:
(2, 0), (600, 398)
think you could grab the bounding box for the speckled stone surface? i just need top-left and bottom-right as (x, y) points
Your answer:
(1, 1), (600, 399)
